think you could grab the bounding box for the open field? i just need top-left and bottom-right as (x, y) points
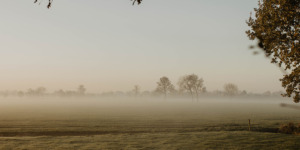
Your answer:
(0, 97), (300, 149)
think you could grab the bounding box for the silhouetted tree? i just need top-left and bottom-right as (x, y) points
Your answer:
(77, 85), (86, 95)
(224, 83), (239, 96)
(246, 0), (299, 102)
(27, 88), (35, 96)
(178, 74), (205, 100)
(193, 78), (206, 100)
(36, 87), (47, 96)
(178, 74), (196, 98)
(26, 87), (46, 96)
(54, 89), (65, 97)
(241, 90), (247, 96)
(34, 0), (142, 8)
(132, 85), (140, 97)
(155, 76), (175, 99)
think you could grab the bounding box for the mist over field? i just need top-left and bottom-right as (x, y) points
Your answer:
(0, 96), (296, 121)
(1, 96), (300, 149)
(0, 96), (295, 127)
(1, 0), (299, 149)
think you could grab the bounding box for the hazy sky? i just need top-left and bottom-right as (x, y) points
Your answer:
(0, 0), (285, 93)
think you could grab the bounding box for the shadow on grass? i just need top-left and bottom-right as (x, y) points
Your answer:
(0, 123), (282, 137)
(202, 123), (279, 134)
(252, 127), (278, 133)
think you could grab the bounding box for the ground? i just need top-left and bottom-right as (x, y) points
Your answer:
(0, 97), (299, 149)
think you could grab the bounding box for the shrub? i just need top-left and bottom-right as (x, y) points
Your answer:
(278, 122), (300, 134)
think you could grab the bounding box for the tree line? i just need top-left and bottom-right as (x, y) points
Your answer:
(31, 0), (299, 102)
(0, 74), (284, 99)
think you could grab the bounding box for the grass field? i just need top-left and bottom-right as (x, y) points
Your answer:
(0, 97), (300, 149)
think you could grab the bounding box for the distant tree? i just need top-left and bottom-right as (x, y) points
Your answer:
(17, 91), (24, 97)
(155, 76), (175, 99)
(132, 85), (140, 97)
(25, 87), (47, 96)
(246, 0), (299, 102)
(263, 91), (272, 96)
(202, 87), (207, 93)
(27, 88), (35, 96)
(178, 74), (197, 98)
(178, 74), (205, 100)
(54, 89), (65, 97)
(34, 0), (142, 8)
(224, 83), (239, 96)
(193, 78), (206, 100)
(241, 90), (247, 96)
(77, 85), (86, 95)
(36, 87), (47, 96)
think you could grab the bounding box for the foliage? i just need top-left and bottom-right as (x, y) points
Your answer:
(34, 0), (142, 8)
(155, 76), (175, 98)
(246, 0), (300, 102)
(132, 0), (143, 5)
(34, 0), (53, 8)
(278, 122), (300, 134)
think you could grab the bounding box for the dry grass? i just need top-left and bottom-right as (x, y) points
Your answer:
(0, 97), (299, 149)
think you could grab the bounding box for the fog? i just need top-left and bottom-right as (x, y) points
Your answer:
(0, 96), (296, 121)
(0, 0), (285, 94)
(0, 1), (299, 149)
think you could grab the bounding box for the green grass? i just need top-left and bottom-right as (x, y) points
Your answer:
(0, 97), (299, 149)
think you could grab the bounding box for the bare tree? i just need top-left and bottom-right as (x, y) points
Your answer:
(26, 87), (47, 96)
(178, 74), (205, 100)
(36, 87), (47, 96)
(193, 78), (206, 101)
(224, 83), (238, 96)
(54, 89), (65, 97)
(132, 85), (140, 97)
(156, 76), (175, 99)
(77, 85), (86, 95)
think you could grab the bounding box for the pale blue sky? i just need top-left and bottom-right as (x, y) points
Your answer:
(0, 0), (284, 93)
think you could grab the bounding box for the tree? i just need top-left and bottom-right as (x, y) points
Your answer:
(77, 85), (86, 95)
(224, 83), (239, 96)
(193, 78), (206, 100)
(26, 87), (47, 96)
(241, 90), (248, 96)
(178, 74), (197, 98)
(54, 89), (65, 97)
(155, 76), (175, 98)
(36, 87), (47, 96)
(131, 0), (143, 5)
(178, 74), (205, 100)
(34, 0), (142, 8)
(132, 85), (140, 97)
(246, 0), (299, 102)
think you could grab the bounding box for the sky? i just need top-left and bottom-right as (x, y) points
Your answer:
(0, 0), (285, 93)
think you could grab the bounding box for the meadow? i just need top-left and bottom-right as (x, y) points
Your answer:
(0, 97), (299, 149)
